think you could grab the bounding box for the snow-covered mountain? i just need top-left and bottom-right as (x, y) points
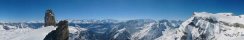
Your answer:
(3, 12), (244, 40)
(68, 19), (182, 40)
(156, 12), (244, 40)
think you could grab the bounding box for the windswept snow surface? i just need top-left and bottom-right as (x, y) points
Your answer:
(0, 26), (56, 40)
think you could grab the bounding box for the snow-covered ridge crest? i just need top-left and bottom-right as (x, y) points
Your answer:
(156, 12), (244, 40)
(193, 12), (244, 25)
(177, 12), (244, 40)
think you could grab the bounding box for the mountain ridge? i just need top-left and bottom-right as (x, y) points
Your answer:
(2, 12), (244, 40)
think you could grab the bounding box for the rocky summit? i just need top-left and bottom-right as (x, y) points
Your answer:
(44, 9), (56, 27)
(44, 20), (69, 40)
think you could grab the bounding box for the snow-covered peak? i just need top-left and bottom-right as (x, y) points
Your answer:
(156, 12), (244, 40)
(193, 12), (244, 24)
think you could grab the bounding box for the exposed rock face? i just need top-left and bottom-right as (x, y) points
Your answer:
(44, 9), (56, 27)
(44, 20), (69, 40)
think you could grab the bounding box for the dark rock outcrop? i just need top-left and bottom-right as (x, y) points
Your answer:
(44, 9), (56, 27)
(44, 20), (69, 40)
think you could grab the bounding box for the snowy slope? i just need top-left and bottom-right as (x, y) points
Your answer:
(131, 22), (156, 40)
(0, 27), (33, 40)
(0, 25), (90, 40)
(0, 26), (56, 40)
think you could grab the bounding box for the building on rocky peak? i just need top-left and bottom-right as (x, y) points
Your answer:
(44, 9), (56, 27)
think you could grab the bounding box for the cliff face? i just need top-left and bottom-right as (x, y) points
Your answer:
(44, 9), (56, 27)
(44, 20), (69, 40)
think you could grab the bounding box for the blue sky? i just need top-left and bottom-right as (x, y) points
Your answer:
(0, 0), (244, 22)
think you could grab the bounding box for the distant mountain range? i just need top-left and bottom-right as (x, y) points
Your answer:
(1, 12), (244, 40)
